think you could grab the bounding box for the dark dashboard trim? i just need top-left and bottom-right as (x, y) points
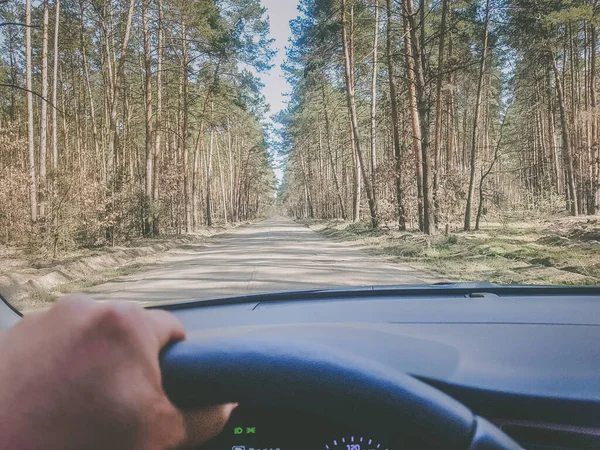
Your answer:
(148, 284), (600, 311)
(492, 419), (600, 437)
(419, 377), (600, 428)
(0, 293), (23, 318)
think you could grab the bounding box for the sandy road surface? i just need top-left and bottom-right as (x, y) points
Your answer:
(86, 216), (436, 304)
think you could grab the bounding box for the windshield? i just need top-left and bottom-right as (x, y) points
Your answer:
(1, 0), (599, 313)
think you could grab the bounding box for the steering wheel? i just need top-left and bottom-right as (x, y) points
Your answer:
(161, 337), (522, 450)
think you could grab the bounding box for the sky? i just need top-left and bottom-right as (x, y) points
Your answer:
(260, 0), (300, 181)
(261, 0), (300, 117)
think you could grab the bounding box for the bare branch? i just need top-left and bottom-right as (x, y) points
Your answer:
(0, 22), (40, 28)
(0, 84), (64, 116)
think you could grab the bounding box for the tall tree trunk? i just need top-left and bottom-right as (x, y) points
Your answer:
(552, 57), (579, 215)
(370, 0), (379, 204)
(26, 0), (37, 223)
(192, 62), (219, 228)
(298, 150), (314, 218)
(7, 24), (17, 122)
(546, 69), (562, 195)
(181, 23), (191, 232)
(215, 135), (228, 224)
(153, 0), (164, 235)
(446, 33), (456, 175)
(341, 0), (378, 228)
(226, 119), (235, 220)
(320, 81), (347, 219)
(386, 0), (406, 230)
(39, 0), (50, 220)
(142, 0), (153, 235)
(206, 103), (215, 227)
(59, 68), (69, 165)
(107, 0), (135, 174)
(192, 88), (216, 229)
(405, 0), (435, 235)
(350, 116), (361, 222)
(192, 124), (201, 230)
(591, 1), (599, 213)
(349, 4), (361, 223)
(52, 0), (60, 172)
(464, 0), (490, 231)
(403, 4), (424, 231)
(79, 0), (102, 181)
(433, 0), (449, 226)
(476, 105), (510, 230)
(99, 3), (115, 109)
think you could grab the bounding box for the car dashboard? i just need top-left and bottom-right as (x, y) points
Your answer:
(2, 284), (600, 449)
(154, 285), (600, 450)
(204, 406), (600, 450)
(205, 408), (393, 450)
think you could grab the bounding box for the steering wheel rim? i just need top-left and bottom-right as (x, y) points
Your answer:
(161, 337), (522, 450)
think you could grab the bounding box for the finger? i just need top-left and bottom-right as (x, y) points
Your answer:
(38, 294), (96, 325)
(146, 309), (186, 349)
(182, 403), (238, 448)
(50, 293), (96, 318)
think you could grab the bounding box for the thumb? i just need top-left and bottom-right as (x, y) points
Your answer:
(180, 403), (238, 448)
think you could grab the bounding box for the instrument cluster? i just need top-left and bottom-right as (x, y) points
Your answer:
(203, 407), (394, 450)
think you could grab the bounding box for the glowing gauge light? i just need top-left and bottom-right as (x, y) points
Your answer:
(325, 436), (388, 450)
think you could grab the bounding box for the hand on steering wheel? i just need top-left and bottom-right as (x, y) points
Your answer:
(0, 295), (236, 450)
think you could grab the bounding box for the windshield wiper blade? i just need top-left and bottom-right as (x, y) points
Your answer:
(150, 283), (600, 311)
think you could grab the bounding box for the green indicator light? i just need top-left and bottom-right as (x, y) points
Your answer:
(246, 427), (256, 434)
(233, 427), (243, 435)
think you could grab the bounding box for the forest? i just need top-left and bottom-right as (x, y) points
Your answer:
(2, 0), (600, 257)
(279, 0), (600, 234)
(0, 0), (277, 255)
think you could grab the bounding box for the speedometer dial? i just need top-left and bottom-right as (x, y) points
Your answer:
(325, 436), (388, 450)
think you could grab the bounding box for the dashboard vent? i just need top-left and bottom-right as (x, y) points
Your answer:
(465, 292), (498, 298)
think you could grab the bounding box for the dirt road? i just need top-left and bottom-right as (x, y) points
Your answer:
(86, 216), (435, 304)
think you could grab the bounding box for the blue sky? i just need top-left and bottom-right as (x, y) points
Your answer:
(261, 0), (300, 117)
(261, 0), (300, 181)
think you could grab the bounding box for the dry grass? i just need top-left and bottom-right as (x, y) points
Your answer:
(1, 221), (257, 312)
(56, 263), (151, 295)
(305, 216), (600, 286)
